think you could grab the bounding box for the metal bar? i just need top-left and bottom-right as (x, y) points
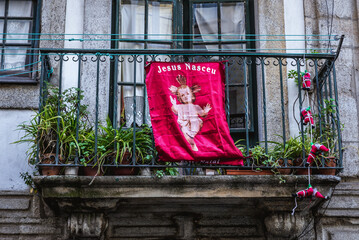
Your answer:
(193, 41), (247, 45)
(94, 55), (100, 164)
(143, 0), (148, 125)
(328, 72), (337, 155)
(144, 0), (148, 49)
(39, 48), (337, 59)
(109, 0), (120, 127)
(225, 61), (230, 126)
(132, 55), (137, 166)
(260, 58), (268, 154)
(1, 0), (9, 69)
(243, 57), (249, 160)
(332, 64), (343, 168)
(143, 56), (147, 125)
(279, 58), (286, 148)
(75, 54), (82, 165)
(36, 54), (46, 165)
(314, 60), (323, 143)
(56, 55), (64, 165)
(117, 82), (145, 86)
(217, 1), (222, 51)
(296, 60), (305, 159)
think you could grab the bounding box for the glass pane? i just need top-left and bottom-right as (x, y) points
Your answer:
(148, 1), (172, 49)
(220, 2), (245, 51)
(0, 20), (3, 43)
(8, 1), (33, 17)
(6, 20), (31, 44)
(120, 0), (145, 50)
(193, 3), (218, 50)
(229, 86), (250, 129)
(0, 1), (5, 16)
(3, 47), (27, 70)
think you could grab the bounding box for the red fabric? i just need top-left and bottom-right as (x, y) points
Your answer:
(145, 62), (243, 165)
(306, 143), (330, 165)
(296, 187), (313, 198)
(302, 72), (311, 90)
(301, 108), (314, 127)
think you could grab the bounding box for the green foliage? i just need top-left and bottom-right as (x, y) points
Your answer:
(154, 163), (179, 178)
(20, 171), (38, 194)
(15, 86), (90, 164)
(288, 70), (299, 86)
(15, 86), (155, 176)
(312, 98), (341, 158)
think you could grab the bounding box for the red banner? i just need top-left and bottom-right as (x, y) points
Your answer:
(145, 62), (243, 165)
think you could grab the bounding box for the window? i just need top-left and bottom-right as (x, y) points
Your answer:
(0, 0), (40, 83)
(112, 0), (257, 144)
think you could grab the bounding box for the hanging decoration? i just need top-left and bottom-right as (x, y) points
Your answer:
(292, 63), (330, 215)
(301, 70), (311, 90)
(145, 62), (243, 165)
(306, 143), (330, 166)
(301, 107), (315, 128)
(292, 184), (329, 199)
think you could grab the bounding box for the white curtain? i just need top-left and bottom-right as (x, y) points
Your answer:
(195, 3), (247, 125)
(1, 1), (33, 70)
(119, 1), (172, 127)
(195, 2), (245, 51)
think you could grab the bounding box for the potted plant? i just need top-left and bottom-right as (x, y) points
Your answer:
(227, 143), (273, 175)
(111, 123), (153, 176)
(15, 86), (90, 176)
(311, 98), (341, 175)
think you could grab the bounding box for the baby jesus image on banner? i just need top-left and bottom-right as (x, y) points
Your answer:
(145, 62), (243, 165)
(169, 75), (212, 151)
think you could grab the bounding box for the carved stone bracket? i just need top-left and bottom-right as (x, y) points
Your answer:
(68, 213), (108, 239)
(33, 175), (340, 238)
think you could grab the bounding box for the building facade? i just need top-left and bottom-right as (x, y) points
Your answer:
(0, 0), (358, 239)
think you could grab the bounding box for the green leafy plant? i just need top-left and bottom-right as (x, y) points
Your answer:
(288, 70), (299, 86)
(15, 86), (90, 165)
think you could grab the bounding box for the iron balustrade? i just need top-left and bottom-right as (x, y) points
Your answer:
(35, 46), (343, 174)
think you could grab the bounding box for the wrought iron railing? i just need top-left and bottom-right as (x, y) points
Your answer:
(33, 39), (343, 175)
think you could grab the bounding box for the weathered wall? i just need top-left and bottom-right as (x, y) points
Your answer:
(0, 0), (67, 192)
(256, 0), (290, 144)
(0, 191), (65, 239)
(0, 0), (359, 239)
(304, 0), (359, 238)
(304, 0), (359, 177)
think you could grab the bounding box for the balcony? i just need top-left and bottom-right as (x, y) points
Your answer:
(17, 40), (343, 178)
(10, 36), (343, 238)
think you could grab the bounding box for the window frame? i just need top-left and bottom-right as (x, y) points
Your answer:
(0, 0), (41, 84)
(111, 0), (258, 145)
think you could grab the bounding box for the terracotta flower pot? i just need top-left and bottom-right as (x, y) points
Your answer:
(277, 159), (293, 175)
(293, 158), (312, 175)
(82, 166), (104, 176)
(318, 157), (337, 175)
(39, 153), (63, 176)
(110, 156), (139, 176)
(226, 169), (273, 175)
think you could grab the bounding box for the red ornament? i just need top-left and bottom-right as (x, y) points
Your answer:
(292, 184), (329, 200)
(301, 107), (315, 128)
(306, 143), (330, 166)
(301, 71), (311, 90)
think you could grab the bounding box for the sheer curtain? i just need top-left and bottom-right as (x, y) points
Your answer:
(194, 2), (245, 51)
(1, 1), (33, 70)
(118, 1), (172, 127)
(194, 2), (247, 128)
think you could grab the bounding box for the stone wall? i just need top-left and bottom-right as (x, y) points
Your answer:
(1, 0), (359, 239)
(0, 191), (65, 239)
(303, 0), (359, 238)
